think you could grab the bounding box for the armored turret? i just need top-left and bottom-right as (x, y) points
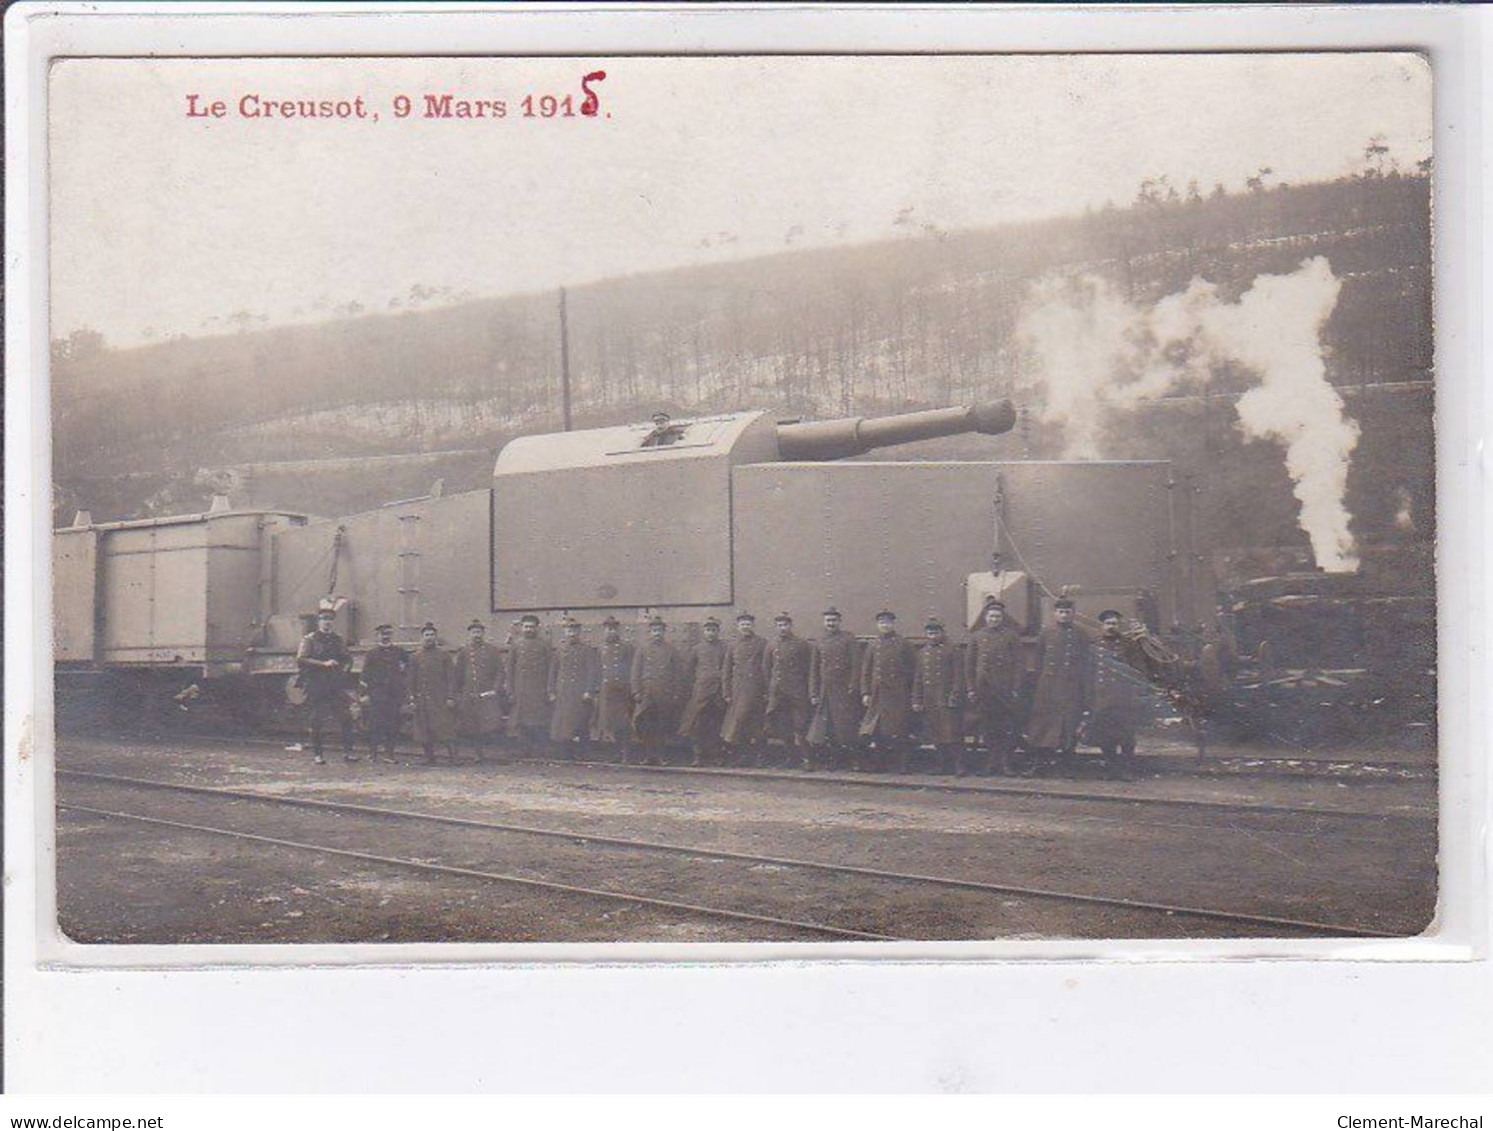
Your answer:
(490, 402), (1019, 613)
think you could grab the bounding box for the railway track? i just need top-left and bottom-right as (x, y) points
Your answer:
(59, 802), (892, 942)
(58, 768), (1406, 940)
(62, 733), (1436, 825)
(532, 756), (1434, 825)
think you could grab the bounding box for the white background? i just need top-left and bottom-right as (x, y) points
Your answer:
(5, 3), (1489, 1093)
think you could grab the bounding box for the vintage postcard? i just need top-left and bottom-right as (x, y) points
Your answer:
(43, 51), (1438, 951)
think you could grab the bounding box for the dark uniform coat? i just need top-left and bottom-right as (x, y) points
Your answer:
(965, 623), (1024, 708)
(859, 632), (915, 739)
(631, 638), (683, 743)
(359, 643), (410, 733)
(408, 643), (456, 745)
(594, 638), (636, 742)
(1087, 635), (1146, 749)
(677, 638), (728, 741)
(1026, 623), (1092, 751)
(808, 631), (862, 746)
(549, 639), (600, 741)
(720, 635), (769, 745)
(454, 640), (506, 736)
(912, 640), (964, 744)
(764, 634), (814, 742)
(296, 630), (352, 700)
(505, 636), (554, 731)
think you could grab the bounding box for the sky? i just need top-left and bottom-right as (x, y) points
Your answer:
(49, 53), (1431, 348)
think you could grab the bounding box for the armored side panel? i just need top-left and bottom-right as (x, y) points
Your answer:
(98, 521), (210, 665)
(202, 513), (284, 672)
(491, 412), (777, 612)
(53, 527), (99, 663)
(732, 460), (1191, 633)
(269, 489), (491, 651)
(92, 512), (276, 667)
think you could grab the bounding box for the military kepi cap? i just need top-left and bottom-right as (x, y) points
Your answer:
(981, 597), (1006, 611)
(647, 615), (667, 627)
(702, 616), (721, 628)
(374, 623), (394, 633)
(561, 616), (580, 628)
(420, 621), (438, 632)
(736, 612), (756, 623)
(822, 607), (842, 618)
(1098, 608), (1123, 622)
(925, 617), (944, 631)
(467, 619), (486, 630)
(1054, 597), (1075, 610)
(519, 613), (540, 626)
(875, 609), (897, 622)
(601, 616), (621, 628)
(774, 612), (793, 623)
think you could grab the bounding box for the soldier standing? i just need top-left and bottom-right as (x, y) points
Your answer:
(808, 607), (861, 771)
(296, 606), (356, 766)
(859, 610), (915, 772)
(965, 598), (1024, 776)
(677, 616), (728, 767)
(1089, 610), (1145, 781)
(549, 617), (600, 759)
(721, 612), (770, 767)
(765, 612), (814, 769)
(407, 621), (457, 764)
(1026, 596), (1093, 777)
(912, 618), (965, 775)
(505, 613), (554, 758)
(358, 623), (409, 762)
(454, 619), (506, 763)
(594, 616), (636, 763)
(631, 616), (681, 766)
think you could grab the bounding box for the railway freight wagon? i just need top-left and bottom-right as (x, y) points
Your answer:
(54, 401), (1209, 700)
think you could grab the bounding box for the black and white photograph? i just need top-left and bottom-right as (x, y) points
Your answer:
(43, 50), (1439, 949)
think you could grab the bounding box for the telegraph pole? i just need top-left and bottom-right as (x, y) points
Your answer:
(559, 287), (573, 431)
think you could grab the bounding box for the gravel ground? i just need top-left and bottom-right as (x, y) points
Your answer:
(54, 736), (1437, 944)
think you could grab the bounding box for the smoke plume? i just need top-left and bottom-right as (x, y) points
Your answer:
(1015, 256), (1360, 572)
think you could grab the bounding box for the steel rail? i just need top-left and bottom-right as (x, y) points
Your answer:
(62, 733), (1434, 822)
(60, 769), (1401, 938)
(57, 802), (896, 943)
(532, 758), (1432, 825)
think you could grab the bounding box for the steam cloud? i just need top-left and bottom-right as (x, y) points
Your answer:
(1015, 256), (1360, 572)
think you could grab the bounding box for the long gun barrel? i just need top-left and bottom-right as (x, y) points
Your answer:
(774, 400), (1017, 461)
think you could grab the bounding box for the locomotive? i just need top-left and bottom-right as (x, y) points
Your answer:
(53, 399), (1210, 720)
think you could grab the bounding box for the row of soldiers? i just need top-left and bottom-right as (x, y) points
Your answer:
(295, 596), (1146, 779)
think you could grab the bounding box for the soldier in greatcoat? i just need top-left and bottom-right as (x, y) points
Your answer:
(454, 619), (506, 763)
(721, 612), (770, 767)
(296, 606), (356, 765)
(358, 622), (409, 762)
(593, 616), (636, 762)
(631, 616), (682, 766)
(407, 621), (457, 763)
(676, 616), (728, 766)
(1025, 596), (1093, 777)
(549, 617), (600, 758)
(808, 607), (862, 770)
(859, 609), (915, 772)
(965, 598), (1025, 776)
(1089, 610), (1146, 780)
(764, 612), (814, 769)
(912, 618), (965, 775)
(505, 613), (554, 757)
